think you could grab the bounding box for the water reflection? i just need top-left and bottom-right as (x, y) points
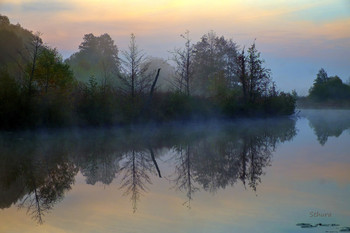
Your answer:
(119, 149), (158, 212)
(0, 136), (78, 223)
(0, 118), (297, 223)
(170, 119), (297, 207)
(301, 109), (350, 145)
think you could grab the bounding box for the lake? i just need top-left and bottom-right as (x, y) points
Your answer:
(0, 109), (349, 233)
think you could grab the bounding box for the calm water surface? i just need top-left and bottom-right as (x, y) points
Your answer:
(0, 109), (349, 233)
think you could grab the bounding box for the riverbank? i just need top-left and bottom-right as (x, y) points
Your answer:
(0, 90), (296, 130)
(297, 97), (350, 109)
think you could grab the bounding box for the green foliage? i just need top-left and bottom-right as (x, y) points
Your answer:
(309, 69), (350, 102)
(264, 92), (296, 115)
(0, 15), (10, 25)
(75, 76), (120, 126)
(34, 94), (73, 127)
(246, 42), (271, 103)
(0, 15), (34, 77)
(208, 71), (230, 100)
(298, 68), (350, 108)
(219, 89), (243, 117)
(147, 92), (212, 121)
(65, 33), (119, 83)
(315, 68), (328, 84)
(0, 16), (296, 130)
(161, 92), (192, 119)
(192, 31), (238, 96)
(35, 48), (75, 94)
(0, 30), (23, 69)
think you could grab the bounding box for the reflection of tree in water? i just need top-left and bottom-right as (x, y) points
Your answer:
(0, 129), (166, 219)
(171, 118), (297, 204)
(82, 155), (118, 185)
(79, 149), (119, 185)
(73, 132), (123, 185)
(0, 117), (297, 219)
(240, 135), (272, 191)
(172, 145), (199, 208)
(302, 110), (350, 145)
(118, 148), (161, 212)
(0, 136), (78, 224)
(18, 160), (77, 224)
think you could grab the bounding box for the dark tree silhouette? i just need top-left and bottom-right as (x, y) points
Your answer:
(172, 145), (199, 208)
(171, 30), (194, 95)
(119, 33), (152, 103)
(192, 31), (239, 96)
(26, 32), (43, 96)
(66, 33), (119, 84)
(118, 150), (154, 212)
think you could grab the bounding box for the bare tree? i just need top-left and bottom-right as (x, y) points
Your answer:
(26, 32), (43, 96)
(118, 33), (152, 103)
(171, 30), (194, 96)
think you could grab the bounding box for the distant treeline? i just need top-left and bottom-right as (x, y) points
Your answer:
(298, 68), (350, 108)
(0, 15), (295, 129)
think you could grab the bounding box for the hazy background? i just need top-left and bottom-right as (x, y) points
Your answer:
(1, 0), (350, 95)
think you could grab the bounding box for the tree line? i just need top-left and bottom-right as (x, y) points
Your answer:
(298, 68), (350, 108)
(0, 15), (296, 129)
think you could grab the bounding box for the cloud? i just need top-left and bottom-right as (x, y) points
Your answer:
(21, 0), (73, 12)
(2, 0), (349, 93)
(0, 1), (74, 13)
(0, 3), (16, 12)
(287, 1), (350, 24)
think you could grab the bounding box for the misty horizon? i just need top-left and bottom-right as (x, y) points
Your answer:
(1, 0), (350, 94)
(1, 1), (350, 231)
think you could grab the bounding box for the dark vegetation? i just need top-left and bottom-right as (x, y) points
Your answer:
(0, 15), (296, 130)
(298, 68), (350, 108)
(0, 118), (297, 219)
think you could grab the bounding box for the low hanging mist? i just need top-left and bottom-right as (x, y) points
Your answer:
(0, 14), (314, 130)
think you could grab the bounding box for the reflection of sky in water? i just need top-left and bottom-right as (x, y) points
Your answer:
(0, 110), (349, 233)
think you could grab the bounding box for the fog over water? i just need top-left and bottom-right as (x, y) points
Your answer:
(0, 109), (349, 232)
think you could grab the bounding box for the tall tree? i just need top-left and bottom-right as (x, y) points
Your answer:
(26, 32), (43, 96)
(0, 14), (38, 82)
(119, 33), (152, 103)
(35, 48), (74, 94)
(309, 70), (350, 101)
(315, 68), (328, 84)
(237, 48), (248, 102)
(192, 31), (238, 96)
(171, 30), (194, 96)
(66, 33), (119, 84)
(245, 42), (271, 103)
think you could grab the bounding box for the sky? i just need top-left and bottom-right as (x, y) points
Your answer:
(1, 0), (350, 94)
